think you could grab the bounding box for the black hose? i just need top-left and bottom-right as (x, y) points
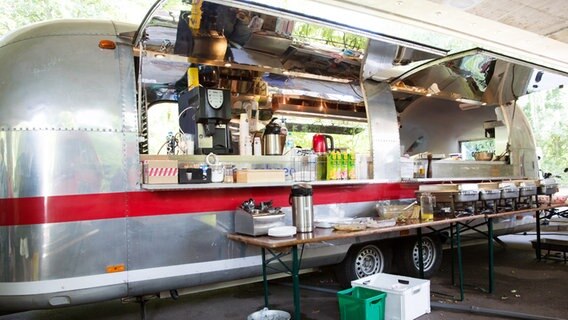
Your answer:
(431, 302), (565, 320)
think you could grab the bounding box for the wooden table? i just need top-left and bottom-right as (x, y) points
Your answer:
(228, 205), (562, 319)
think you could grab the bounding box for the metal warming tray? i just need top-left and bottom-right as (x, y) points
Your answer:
(538, 184), (559, 195)
(519, 185), (537, 196)
(453, 190), (480, 202)
(500, 186), (520, 199)
(479, 189), (501, 201)
(235, 208), (286, 236)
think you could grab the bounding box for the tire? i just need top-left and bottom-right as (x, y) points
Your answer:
(335, 243), (392, 288)
(396, 235), (442, 278)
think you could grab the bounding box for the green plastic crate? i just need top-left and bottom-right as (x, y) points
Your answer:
(337, 286), (386, 320)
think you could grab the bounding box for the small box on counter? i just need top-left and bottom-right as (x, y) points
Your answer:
(143, 160), (178, 184)
(236, 169), (286, 183)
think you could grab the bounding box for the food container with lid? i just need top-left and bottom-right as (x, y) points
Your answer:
(453, 190), (479, 202)
(500, 186), (520, 199)
(479, 189), (501, 201)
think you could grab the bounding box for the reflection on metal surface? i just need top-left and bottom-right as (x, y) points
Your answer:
(363, 81), (400, 180)
(1, 220), (126, 282)
(392, 49), (568, 105)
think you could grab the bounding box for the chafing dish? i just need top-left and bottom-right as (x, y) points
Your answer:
(500, 186), (520, 199)
(479, 189), (501, 201)
(519, 185), (537, 196)
(538, 178), (559, 195)
(538, 184), (559, 195)
(235, 208), (286, 236)
(454, 190), (479, 202)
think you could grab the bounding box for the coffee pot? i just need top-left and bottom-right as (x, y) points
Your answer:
(263, 118), (283, 155)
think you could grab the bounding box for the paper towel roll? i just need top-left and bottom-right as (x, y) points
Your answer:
(239, 113), (249, 155)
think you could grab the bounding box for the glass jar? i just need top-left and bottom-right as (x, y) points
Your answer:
(420, 192), (435, 221)
(224, 165), (235, 183)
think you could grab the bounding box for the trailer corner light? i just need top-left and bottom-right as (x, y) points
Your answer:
(99, 40), (117, 50)
(106, 264), (126, 273)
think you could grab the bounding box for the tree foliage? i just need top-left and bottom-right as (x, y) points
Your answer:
(292, 22), (367, 51)
(0, 0), (148, 37)
(518, 88), (568, 185)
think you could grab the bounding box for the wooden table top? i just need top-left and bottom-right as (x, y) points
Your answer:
(228, 205), (563, 249)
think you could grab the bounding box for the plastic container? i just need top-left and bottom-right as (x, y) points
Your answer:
(352, 273), (430, 320)
(337, 286), (386, 320)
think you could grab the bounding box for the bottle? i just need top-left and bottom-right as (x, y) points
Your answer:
(283, 132), (294, 155)
(426, 153), (433, 178)
(340, 151), (348, 180)
(326, 151), (336, 180)
(253, 137), (262, 156)
(316, 153), (327, 181)
(420, 192), (435, 221)
(347, 151), (356, 180)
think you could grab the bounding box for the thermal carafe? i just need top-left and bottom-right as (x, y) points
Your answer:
(263, 118), (283, 155)
(289, 184), (314, 232)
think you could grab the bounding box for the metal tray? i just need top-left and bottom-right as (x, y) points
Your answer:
(454, 190), (479, 202)
(480, 189), (501, 201)
(520, 186), (537, 196)
(538, 185), (559, 195)
(501, 187), (520, 199)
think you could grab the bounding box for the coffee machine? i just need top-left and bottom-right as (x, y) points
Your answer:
(178, 86), (233, 154)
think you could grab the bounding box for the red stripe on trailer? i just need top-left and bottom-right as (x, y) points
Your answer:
(0, 183), (418, 226)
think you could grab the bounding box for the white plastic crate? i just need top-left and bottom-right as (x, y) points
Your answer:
(352, 273), (430, 320)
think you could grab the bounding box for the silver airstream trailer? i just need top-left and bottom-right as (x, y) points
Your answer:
(1, 0), (566, 312)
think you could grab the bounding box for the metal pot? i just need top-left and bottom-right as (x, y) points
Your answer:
(473, 151), (494, 161)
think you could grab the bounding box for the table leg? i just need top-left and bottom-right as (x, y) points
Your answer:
(450, 223), (455, 285)
(417, 228), (425, 279)
(536, 209), (542, 261)
(261, 248), (269, 308)
(487, 217), (494, 293)
(456, 223), (464, 301)
(292, 246), (301, 319)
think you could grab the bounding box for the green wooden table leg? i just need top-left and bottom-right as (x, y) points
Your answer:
(456, 223), (464, 301)
(450, 223), (455, 285)
(261, 248), (269, 308)
(536, 209), (542, 261)
(292, 246), (301, 319)
(488, 217), (494, 293)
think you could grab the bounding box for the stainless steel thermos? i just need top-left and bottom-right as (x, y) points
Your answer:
(263, 118), (283, 155)
(289, 184), (314, 232)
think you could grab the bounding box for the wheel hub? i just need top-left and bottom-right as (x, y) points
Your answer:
(354, 246), (384, 278)
(412, 238), (436, 270)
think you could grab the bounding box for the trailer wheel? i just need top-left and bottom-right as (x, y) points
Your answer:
(396, 235), (442, 278)
(335, 243), (391, 288)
